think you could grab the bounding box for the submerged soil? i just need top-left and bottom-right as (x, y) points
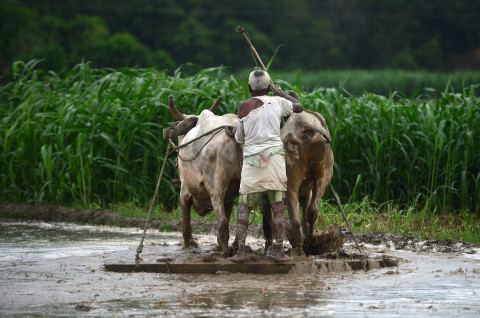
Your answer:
(1, 204), (480, 317)
(1, 202), (478, 255)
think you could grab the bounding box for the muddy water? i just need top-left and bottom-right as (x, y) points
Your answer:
(1, 220), (479, 317)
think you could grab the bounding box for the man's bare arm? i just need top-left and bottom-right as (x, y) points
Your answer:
(271, 85), (304, 113)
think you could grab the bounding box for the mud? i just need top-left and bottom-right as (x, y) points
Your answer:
(1, 218), (480, 317)
(304, 223), (346, 255)
(354, 231), (480, 254)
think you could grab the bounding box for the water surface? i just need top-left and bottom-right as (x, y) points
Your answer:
(1, 220), (479, 317)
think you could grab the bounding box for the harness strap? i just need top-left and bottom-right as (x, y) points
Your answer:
(172, 125), (231, 161)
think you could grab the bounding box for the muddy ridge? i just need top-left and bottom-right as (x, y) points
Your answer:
(1, 202), (478, 254)
(0, 202), (263, 238)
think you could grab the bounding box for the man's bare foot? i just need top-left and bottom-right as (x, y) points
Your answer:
(273, 252), (292, 263)
(227, 253), (248, 263)
(273, 243), (292, 262)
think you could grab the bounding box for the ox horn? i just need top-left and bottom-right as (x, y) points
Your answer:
(168, 95), (186, 121)
(208, 96), (222, 114)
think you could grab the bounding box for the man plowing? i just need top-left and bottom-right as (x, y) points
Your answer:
(227, 70), (304, 263)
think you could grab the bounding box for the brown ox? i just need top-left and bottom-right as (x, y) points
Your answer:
(258, 107), (333, 255)
(281, 109), (334, 254)
(163, 96), (241, 257)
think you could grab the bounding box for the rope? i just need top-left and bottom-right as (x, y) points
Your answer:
(173, 126), (230, 150)
(176, 128), (224, 162)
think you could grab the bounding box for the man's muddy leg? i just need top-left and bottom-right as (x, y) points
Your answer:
(228, 203), (251, 263)
(272, 201), (292, 262)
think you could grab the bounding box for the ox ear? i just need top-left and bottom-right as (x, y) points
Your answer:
(208, 96), (222, 114)
(168, 95), (186, 121)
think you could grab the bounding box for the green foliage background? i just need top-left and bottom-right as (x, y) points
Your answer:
(1, 61), (479, 214)
(2, 0), (480, 73)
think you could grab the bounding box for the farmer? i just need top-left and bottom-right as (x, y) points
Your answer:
(226, 70), (304, 263)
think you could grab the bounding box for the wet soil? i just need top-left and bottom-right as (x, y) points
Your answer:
(1, 219), (479, 317)
(0, 202), (260, 238)
(1, 202), (478, 255)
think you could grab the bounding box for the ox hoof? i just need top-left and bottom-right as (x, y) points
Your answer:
(212, 244), (230, 257)
(290, 246), (306, 257)
(182, 240), (199, 249)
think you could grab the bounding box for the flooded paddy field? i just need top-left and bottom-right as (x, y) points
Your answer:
(1, 219), (479, 317)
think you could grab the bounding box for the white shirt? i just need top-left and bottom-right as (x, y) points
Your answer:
(235, 95), (293, 156)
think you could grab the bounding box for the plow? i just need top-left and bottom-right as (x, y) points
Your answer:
(105, 256), (400, 275)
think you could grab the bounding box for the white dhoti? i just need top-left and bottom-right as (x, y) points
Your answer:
(239, 153), (287, 195)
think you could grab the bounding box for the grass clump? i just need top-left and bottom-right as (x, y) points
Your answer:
(317, 198), (480, 243)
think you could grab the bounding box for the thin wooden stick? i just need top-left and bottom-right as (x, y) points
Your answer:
(236, 26), (274, 85)
(135, 142), (172, 264)
(329, 183), (363, 253)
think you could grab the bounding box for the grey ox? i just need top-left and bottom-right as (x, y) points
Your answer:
(163, 94), (333, 256)
(164, 96), (241, 257)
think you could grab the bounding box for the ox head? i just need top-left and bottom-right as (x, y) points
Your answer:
(162, 95), (222, 140)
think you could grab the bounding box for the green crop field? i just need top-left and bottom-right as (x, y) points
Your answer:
(270, 69), (480, 97)
(1, 61), (479, 241)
